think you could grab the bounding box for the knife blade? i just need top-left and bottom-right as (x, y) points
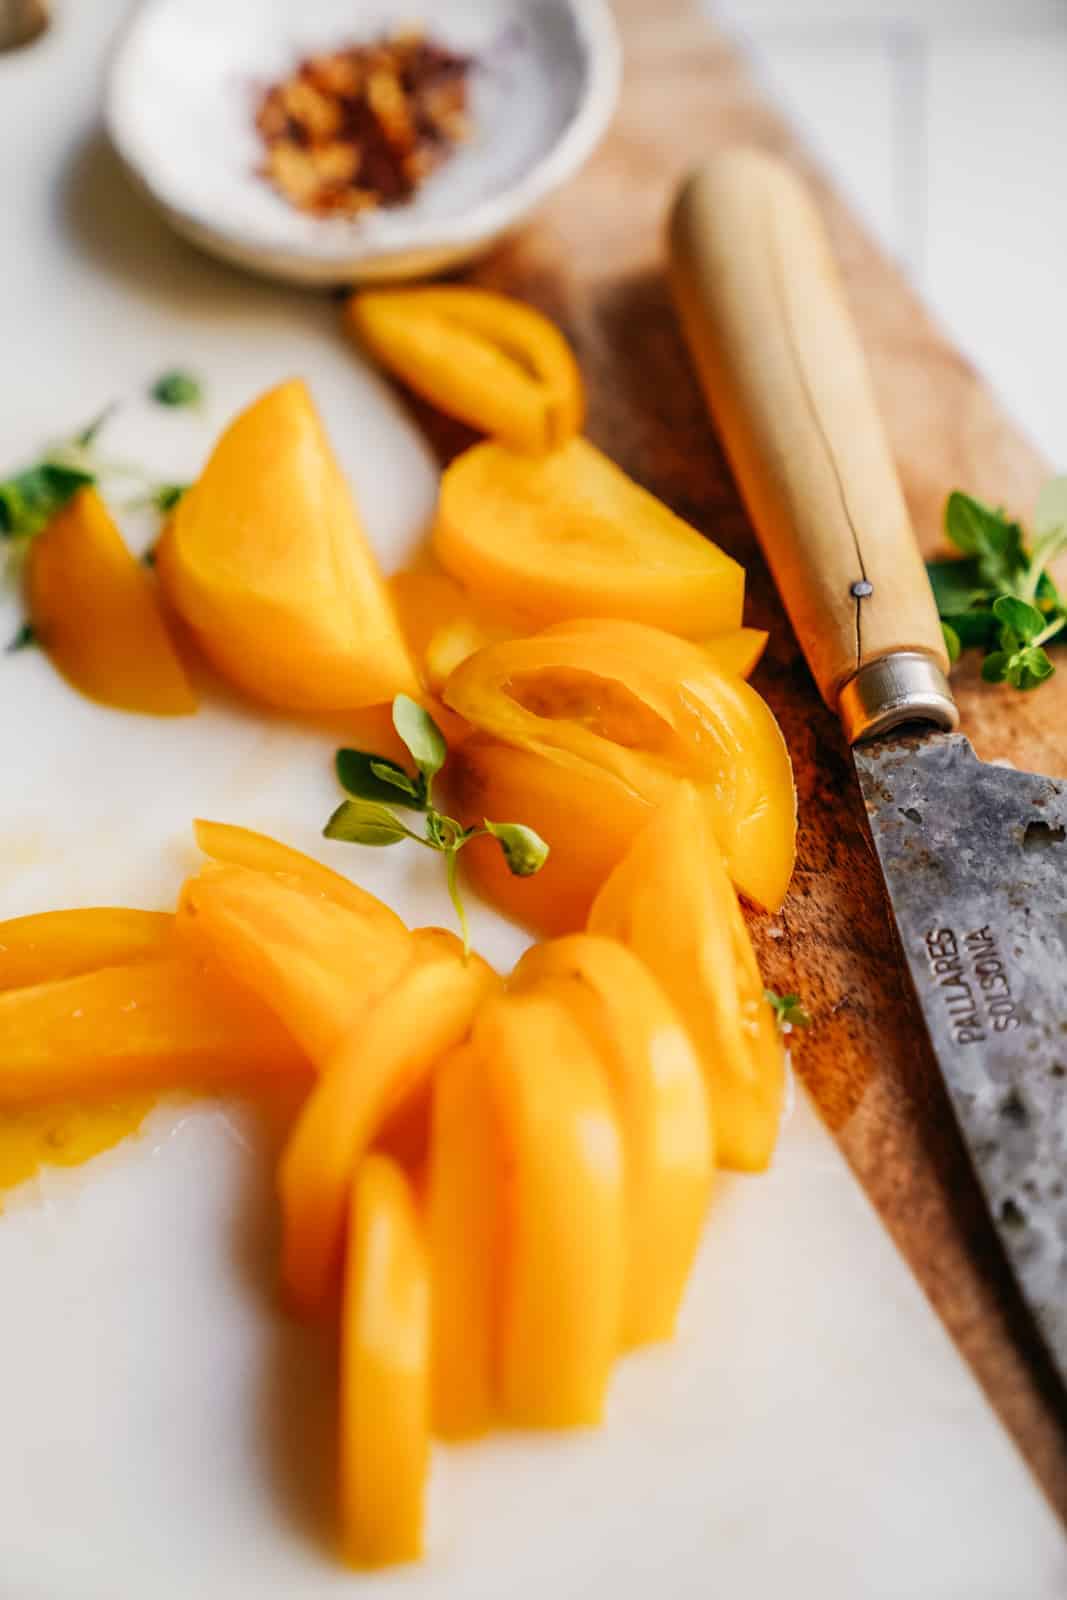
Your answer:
(856, 730), (1067, 1374)
(667, 148), (1067, 1385)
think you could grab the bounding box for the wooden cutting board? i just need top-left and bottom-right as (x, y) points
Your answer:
(449, 0), (1067, 1521)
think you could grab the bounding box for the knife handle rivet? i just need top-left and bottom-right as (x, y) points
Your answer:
(850, 579), (874, 599)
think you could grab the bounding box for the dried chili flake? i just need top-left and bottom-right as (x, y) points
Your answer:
(255, 28), (472, 219)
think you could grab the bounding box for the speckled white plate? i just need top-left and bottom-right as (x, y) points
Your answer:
(105, 0), (621, 285)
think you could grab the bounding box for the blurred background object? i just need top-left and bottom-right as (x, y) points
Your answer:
(713, 0), (1067, 464)
(0, 0), (47, 51)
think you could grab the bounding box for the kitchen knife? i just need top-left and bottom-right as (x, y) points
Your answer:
(668, 148), (1067, 1383)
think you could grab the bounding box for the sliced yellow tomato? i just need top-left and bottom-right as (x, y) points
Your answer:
(512, 934), (713, 1347)
(444, 618), (796, 911)
(560, 619), (768, 680)
(278, 929), (499, 1318)
(434, 437), (744, 635)
(158, 379), (418, 710)
(0, 956), (307, 1106)
(0, 907), (172, 991)
(426, 1041), (496, 1440)
(589, 783), (787, 1172)
(348, 286), (583, 454)
(193, 820), (379, 916)
(27, 487), (196, 715)
(340, 1154), (429, 1568)
(474, 988), (625, 1426)
(451, 736), (648, 936)
(179, 864), (412, 1065)
(703, 626), (768, 678)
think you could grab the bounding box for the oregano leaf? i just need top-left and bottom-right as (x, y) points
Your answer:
(336, 749), (422, 809)
(392, 695), (447, 785)
(323, 798), (408, 847)
(484, 820), (550, 877)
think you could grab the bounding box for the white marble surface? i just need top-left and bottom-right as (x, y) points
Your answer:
(1, 3), (1066, 1595)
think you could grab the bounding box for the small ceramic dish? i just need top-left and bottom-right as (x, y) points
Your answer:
(105, 0), (621, 287)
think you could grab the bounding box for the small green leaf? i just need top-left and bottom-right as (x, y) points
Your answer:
(0, 462), (94, 540)
(323, 798), (408, 846)
(369, 759), (421, 801)
(392, 695), (447, 784)
(142, 545), (157, 568)
(992, 594), (1044, 643)
(6, 620), (36, 653)
(154, 483), (187, 513)
(1007, 646), (1054, 691)
(941, 622), (961, 664)
(926, 556), (992, 616)
(485, 820), (550, 877)
(335, 748), (422, 809)
(981, 651), (1011, 684)
(75, 403), (118, 449)
(151, 371), (202, 409)
(944, 492), (1010, 558)
(764, 989), (810, 1032)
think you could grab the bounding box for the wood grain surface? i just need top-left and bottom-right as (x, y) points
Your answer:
(455, 0), (1067, 1521)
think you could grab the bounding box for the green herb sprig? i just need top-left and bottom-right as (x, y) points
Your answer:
(0, 402), (190, 551)
(151, 371), (203, 409)
(325, 695), (549, 954)
(764, 989), (810, 1033)
(927, 478), (1067, 690)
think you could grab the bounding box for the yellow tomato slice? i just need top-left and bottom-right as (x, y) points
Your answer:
(426, 1042), (496, 1440)
(451, 736), (648, 937)
(278, 930), (499, 1318)
(589, 783), (787, 1172)
(512, 934), (713, 1347)
(444, 618), (796, 911)
(435, 438), (744, 635)
(193, 820), (383, 916)
(703, 626), (768, 678)
(0, 907), (173, 991)
(158, 380), (418, 710)
(348, 287), (583, 454)
(474, 988), (625, 1426)
(0, 956), (307, 1106)
(27, 487), (196, 716)
(178, 863), (411, 1066)
(340, 1154), (429, 1568)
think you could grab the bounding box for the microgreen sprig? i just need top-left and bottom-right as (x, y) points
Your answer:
(764, 989), (810, 1034)
(324, 695), (549, 955)
(927, 477), (1067, 690)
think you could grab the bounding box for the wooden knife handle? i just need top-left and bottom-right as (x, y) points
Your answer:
(668, 148), (956, 741)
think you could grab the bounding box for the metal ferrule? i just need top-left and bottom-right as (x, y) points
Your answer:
(838, 651), (959, 744)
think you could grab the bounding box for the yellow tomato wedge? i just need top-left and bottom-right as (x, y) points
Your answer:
(427, 1042), (496, 1440)
(589, 783), (787, 1172)
(193, 819), (378, 915)
(512, 935), (713, 1347)
(158, 379), (418, 710)
(703, 626), (768, 678)
(474, 988), (625, 1426)
(451, 737), (647, 937)
(278, 929), (499, 1318)
(435, 438), (744, 635)
(27, 487), (196, 715)
(0, 907), (173, 991)
(179, 864), (411, 1066)
(0, 956), (307, 1106)
(340, 1154), (430, 1569)
(348, 286), (583, 454)
(444, 618), (797, 911)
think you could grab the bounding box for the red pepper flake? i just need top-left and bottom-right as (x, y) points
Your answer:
(255, 28), (472, 219)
